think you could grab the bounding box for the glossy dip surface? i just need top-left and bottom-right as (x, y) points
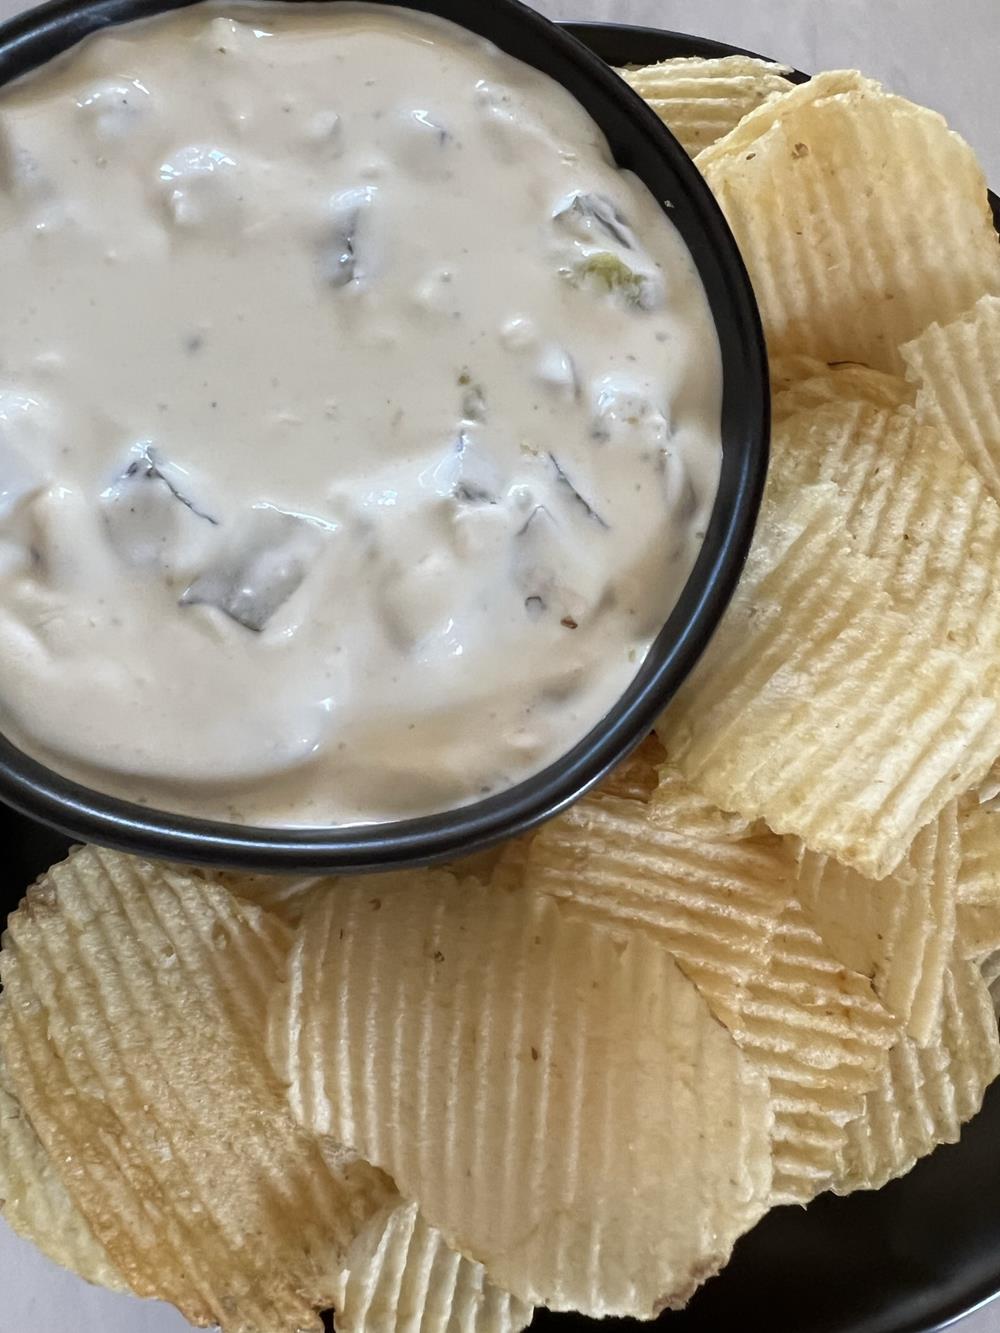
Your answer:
(0, 2), (722, 825)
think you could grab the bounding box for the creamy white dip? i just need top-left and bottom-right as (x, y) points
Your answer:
(0, 2), (722, 826)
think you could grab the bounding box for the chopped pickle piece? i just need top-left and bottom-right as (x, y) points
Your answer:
(181, 505), (323, 632)
(591, 379), (671, 451)
(513, 504), (606, 625)
(430, 429), (502, 506)
(101, 445), (216, 574)
(461, 382), (487, 423)
(566, 251), (662, 310)
(536, 344), (578, 399)
(553, 191), (663, 310)
(554, 190), (635, 249)
(158, 144), (242, 233)
(547, 452), (608, 528)
(324, 184), (378, 288)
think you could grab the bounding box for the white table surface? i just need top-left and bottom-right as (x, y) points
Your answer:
(0, 0), (998, 1329)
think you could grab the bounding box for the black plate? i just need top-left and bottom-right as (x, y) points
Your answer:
(2, 16), (998, 1333)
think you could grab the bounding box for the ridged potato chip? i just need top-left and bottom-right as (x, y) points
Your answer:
(593, 732), (667, 804)
(735, 898), (898, 1204)
(520, 768), (792, 1022)
(833, 964), (1000, 1193)
(955, 798), (1000, 959)
(0, 1048), (124, 1293)
(795, 803), (960, 1044)
(957, 905), (1000, 961)
(981, 950), (1000, 1014)
(333, 1202), (531, 1333)
(774, 400), (1000, 656)
(959, 798), (1000, 908)
(695, 70), (867, 164)
(656, 480), (1000, 878)
(902, 293), (1000, 502)
(270, 871), (773, 1317)
(478, 771), (897, 1205)
(698, 74), (1000, 372)
(772, 359), (914, 423)
(446, 736), (667, 887)
(196, 868), (326, 926)
(616, 55), (792, 156)
(0, 847), (396, 1333)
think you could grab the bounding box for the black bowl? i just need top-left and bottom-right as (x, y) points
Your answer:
(0, 0), (768, 874)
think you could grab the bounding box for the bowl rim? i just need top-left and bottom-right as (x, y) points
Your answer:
(0, 0), (769, 873)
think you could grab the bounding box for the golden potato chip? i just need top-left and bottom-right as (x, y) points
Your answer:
(444, 739), (668, 887)
(901, 293), (1000, 502)
(958, 798), (1000, 907)
(981, 950), (1000, 1014)
(795, 803), (960, 1044)
(617, 55), (792, 156)
(656, 480), (1000, 878)
(516, 768), (897, 1203)
(698, 74), (1000, 372)
(520, 768), (793, 1021)
(196, 868), (326, 926)
(0, 1048), (124, 1293)
(695, 70), (868, 164)
(981, 948), (1000, 989)
(772, 360), (914, 423)
(773, 400), (1000, 655)
(954, 798), (1000, 958)
(769, 353), (835, 394)
(833, 963), (1000, 1193)
(0, 847), (396, 1333)
(957, 905), (1000, 960)
(332, 1202), (532, 1333)
(270, 871), (773, 1316)
(592, 731), (667, 804)
(736, 898), (899, 1204)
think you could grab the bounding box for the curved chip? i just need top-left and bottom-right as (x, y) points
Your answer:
(735, 899), (899, 1205)
(270, 871), (773, 1317)
(770, 353), (837, 392)
(520, 768), (792, 1021)
(446, 736), (668, 888)
(699, 73), (1000, 372)
(592, 731), (667, 804)
(955, 798), (1000, 959)
(981, 950), (1000, 1015)
(772, 361), (914, 423)
(333, 1202), (532, 1333)
(901, 293), (1000, 502)
(957, 904), (1000, 961)
(773, 400), (1000, 656)
(833, 963), (1000, 1193)
(656, 479), (1000, 879)
(795, 803), (960, 1045)
(196, 868), (326, 926)
(0, 1047), (124, 1293)
(509, 769), (897, 1205)
(446, 737), (666, 886)
(959, 799), (1000, 907)
(617, 55), (792, 156)
(0, 847), (396, 1333)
